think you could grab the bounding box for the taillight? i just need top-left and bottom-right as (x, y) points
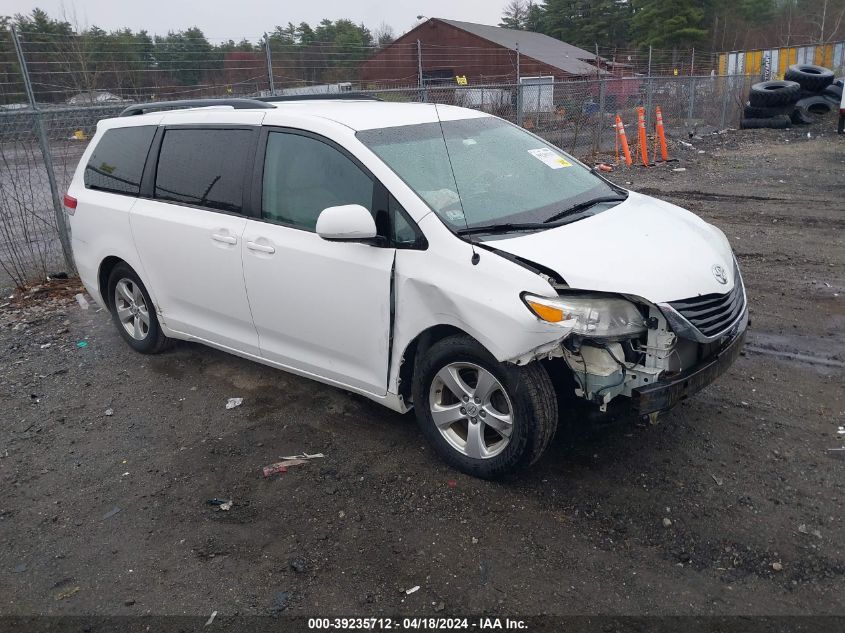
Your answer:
(63, 194), (77, 215)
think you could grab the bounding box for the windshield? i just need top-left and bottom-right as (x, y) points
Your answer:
(357, 116), (620, 230)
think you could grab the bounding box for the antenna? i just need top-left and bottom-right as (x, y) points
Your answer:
(433, 103), (480, 266)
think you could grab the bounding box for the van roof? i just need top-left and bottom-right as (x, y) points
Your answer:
(264, 100), (489, 131)
(111, 99), (489, 132)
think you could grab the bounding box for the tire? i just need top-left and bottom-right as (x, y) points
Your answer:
(749, 80), (801, 107)
(798, 88), (821, 99)
(740, 115), (792, 130)
(835, 78), (844, 88)
(795, 95), (834, 115)
(412, 335), (557, 478)
(790, 108), (816, 125)
(784, 64), (834, 93)
(822, 84), (842, 102)
(107, 262), (173, 354)
(743, 102), (793, 118)
(839, 114), (845, 135)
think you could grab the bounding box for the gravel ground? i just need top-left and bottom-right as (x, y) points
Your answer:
(0, 121), (843, 622)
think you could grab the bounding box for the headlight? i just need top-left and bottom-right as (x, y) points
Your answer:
(522, 292), (646, 338)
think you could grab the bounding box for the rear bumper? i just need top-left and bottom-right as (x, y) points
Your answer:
(631, 320), (747, 416)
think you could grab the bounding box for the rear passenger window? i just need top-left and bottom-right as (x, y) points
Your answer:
(154, 129), (253, 213)
(262, 131), (374, 230)
(84, 126), (155, 195)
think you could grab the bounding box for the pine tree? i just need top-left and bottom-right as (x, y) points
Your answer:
(541, 0), (583, 43)
(739, 0), (778, 24)
(539, 0), (629, 47)
(578, 0), (631, 48)
(525, 2), (545, 31)
(630, 0), (707, 48)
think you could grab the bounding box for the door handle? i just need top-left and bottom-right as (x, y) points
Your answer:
(246, 240), (275, 254)
(211, 233), (237, 245)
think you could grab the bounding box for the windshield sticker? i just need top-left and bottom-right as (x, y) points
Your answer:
(528, 148), (572, 169)
(444, 209), (466, 222)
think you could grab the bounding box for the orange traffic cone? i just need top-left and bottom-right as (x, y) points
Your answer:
(655, 106), (669, 162)
(636, 106), (649, 166)
(615, 115), (632, 167)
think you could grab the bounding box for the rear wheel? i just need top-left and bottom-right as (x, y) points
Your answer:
(107, 263), (172, 354)
(412, 335), (557, 478)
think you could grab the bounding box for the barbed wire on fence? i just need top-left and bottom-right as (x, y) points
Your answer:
(0, 29), (732, 108)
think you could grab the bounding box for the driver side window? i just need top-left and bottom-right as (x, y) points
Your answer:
(262, 131), (375, 231)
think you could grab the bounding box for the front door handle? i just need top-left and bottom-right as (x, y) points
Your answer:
(246, 240), (275, 254)
(211, 233), (237, 245)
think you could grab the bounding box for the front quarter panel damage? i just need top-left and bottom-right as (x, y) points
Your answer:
(388, 213), (571, 400)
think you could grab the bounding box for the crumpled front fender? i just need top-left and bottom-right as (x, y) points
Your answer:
(388, 214), (571, 397)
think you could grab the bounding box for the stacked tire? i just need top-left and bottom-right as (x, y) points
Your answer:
(783, 64), (837, 125)
(741, 80), (800, 129)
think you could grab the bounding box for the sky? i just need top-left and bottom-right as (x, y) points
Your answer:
(4, 0), (504, 40)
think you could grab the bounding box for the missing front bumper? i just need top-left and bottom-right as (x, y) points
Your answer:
(631, 326), (747, 416)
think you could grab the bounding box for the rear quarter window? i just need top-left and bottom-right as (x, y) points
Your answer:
(154, 128), (253, 214)
(84, 126), (156, 195)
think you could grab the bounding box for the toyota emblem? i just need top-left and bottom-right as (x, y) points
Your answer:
(712, 264), (728, 285)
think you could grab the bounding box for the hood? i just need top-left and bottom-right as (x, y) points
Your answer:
(491, 191), (736, 304)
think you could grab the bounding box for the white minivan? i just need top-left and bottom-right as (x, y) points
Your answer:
(66, 96), (747, 478)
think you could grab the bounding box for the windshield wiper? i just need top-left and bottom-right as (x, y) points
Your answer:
(456, 222), (546, 236)
(455, 194), (628, 236)
(590, 167), (628, 195)
(543, 195), (627, 224)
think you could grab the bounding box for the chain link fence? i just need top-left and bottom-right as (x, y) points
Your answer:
(0, 74), (755, 290)
(357, 74), (755, 156)
(0, 104), (124, 289)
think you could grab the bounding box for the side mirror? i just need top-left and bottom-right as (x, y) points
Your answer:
(316, 204), (378, 242)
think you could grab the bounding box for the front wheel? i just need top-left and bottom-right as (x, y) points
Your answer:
(412, 335), (558, 478)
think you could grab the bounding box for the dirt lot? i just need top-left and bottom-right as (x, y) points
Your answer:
(0, 120), (843, 624)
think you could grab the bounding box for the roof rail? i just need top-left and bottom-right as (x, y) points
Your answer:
(119, 98), (275, 117)
(255, 93), (381, 103)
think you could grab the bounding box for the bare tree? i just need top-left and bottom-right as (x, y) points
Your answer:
(806, 0), (845, 42)
(373, 21), (395, 48)
(500, 0), (529, 30)
(774, 0), (845, 46)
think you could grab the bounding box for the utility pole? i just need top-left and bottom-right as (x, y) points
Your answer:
(688, 48), (697, 121)
(417, 39), (426, 102)
(264, 33), (275, 96)
(645, 46), (654, 133)
(11, 25), (75, 274)
(516, 42), (523, 126)
(596, 42), (606, 156)
(595, 43), (601, 79)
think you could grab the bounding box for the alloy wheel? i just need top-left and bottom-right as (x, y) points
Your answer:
(114, 278), (150, 341)
(428, 362), (514, 459)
